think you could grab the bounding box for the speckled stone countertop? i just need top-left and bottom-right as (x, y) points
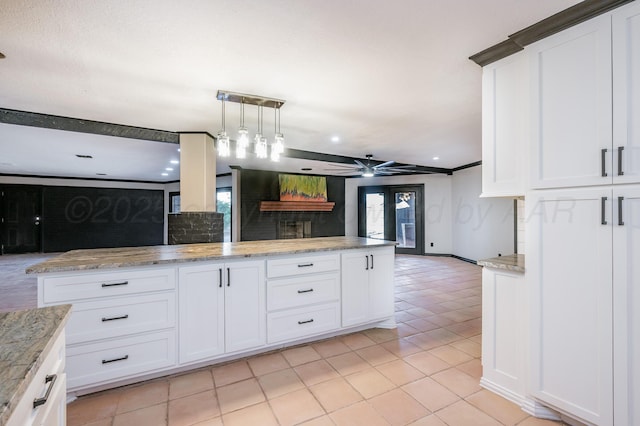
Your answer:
(477, 254), (525, 273)
(27, 236), (397, 274)
(0, 304), (71, 426)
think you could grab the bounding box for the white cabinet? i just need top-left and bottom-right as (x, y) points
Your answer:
(341, 247), (395, 327)
(527, 188), (615, 425)
(178, 260), (265, 364)
(529, 13), (613, 189)
(613, 2), (640, 184)
(480, 268), (525, 403)
(482, 51), (528, 197)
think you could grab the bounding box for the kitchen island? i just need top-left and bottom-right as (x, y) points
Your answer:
(28, 236), (396, 396)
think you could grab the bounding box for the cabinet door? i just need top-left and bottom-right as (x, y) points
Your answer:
(36, 373), (67, 426)
(613, 186), (640, 425)
(527, 189), (613, 425)
(341, 250), (370, 327)
(368, 248), (395, 321)
(178, 263), (224, 363)
(482, 52), (527, 196)
(613, 2), (640, 184)
(530, 14), (612, 189)
(225, 260), (266, 353)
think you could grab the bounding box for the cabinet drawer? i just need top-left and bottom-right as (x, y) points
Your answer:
(267, 254), (339, 278)
(267, 303), (340, 343)
(267, 273), (339, 311)
(67, 330), (176, 390)
(66, 292), (176, 345)
(41, 268), (176, 304)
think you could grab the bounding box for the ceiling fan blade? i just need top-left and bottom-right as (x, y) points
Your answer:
(374, 170), (395, 175)
(353, 159), (367, 168)
(380, 167), (417, 173)
(373, 160), (396, 169)
(325, 164), (360, 169)
(324, 168), (361, 172)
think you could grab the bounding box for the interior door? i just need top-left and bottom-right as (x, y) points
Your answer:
(0, 185), (42, 254)
(358, 185), (424, 255)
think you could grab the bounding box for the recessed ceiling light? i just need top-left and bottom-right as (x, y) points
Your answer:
(301, 168), (312, 171)
(432, 156), (440, 160)
(161, 172), (169, 176)
(165, 167), (173, 171)
(75, 154), (93, 159)
(96, 173), (107, 176)
(331, 136), (340, 143)
(170, 160), (179, 164)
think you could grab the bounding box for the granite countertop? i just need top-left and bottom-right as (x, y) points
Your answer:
(27, 236), (397, 274)
(477, 254), (525, 273)
(0, 304), (71, 426)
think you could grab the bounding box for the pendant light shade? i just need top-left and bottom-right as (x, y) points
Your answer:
(217, 97), (230, 157)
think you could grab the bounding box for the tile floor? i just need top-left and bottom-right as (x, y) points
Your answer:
(3, 254), (566, 425)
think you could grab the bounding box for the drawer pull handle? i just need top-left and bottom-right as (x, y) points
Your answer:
(102, 355), (129, 364)
(297, 288), (314, 294)
(101, 281), (129, 288)
(33, 374), (57, 409)
(298, 263), (314, 268)
(101, 314), (129, 322)
(618, 146), (625, 176)
(601, 197), (608, 225)
(370, 254), (374, 270)
(219, 268), (223, 288)
(618, 196), (625, 226)
(601, 148), (608, 177)
(298, 319), (314, 325)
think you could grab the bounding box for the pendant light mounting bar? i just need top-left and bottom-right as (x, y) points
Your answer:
(217, 90), (285, 109)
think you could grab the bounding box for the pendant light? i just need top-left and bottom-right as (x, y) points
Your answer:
(255, 105), (268, 159)
(236, 102), (249, 159)
(271, 105), (284, 162)
(216, 97), (231, 157)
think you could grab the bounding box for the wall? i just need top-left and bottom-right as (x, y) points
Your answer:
(451, 165), (514, 261)
(345, 173), (453, 254)
(239, 169), (345, 241)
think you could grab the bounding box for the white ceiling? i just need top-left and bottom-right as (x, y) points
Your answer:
(0, 0), (581, 182)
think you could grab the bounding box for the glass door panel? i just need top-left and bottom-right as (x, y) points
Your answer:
(365, 192), (385, 239)
(395, 191), (416, 249)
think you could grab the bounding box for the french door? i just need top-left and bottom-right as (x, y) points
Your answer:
(357, 185), (424, 255)
(0, 185), (42, 254)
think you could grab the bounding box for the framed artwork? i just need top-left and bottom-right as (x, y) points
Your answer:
(279, 174), (328, 202)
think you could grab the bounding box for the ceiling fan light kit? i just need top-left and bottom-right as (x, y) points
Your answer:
(216, 90), (285, 162)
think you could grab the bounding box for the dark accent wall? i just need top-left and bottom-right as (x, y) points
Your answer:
(168, 212), (223, 244)
(240, 170), (345, 241)
(42, 186), (164, 252)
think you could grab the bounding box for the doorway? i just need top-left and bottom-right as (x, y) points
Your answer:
(0, 185), (42, 254)
(358, 184), (424, 255)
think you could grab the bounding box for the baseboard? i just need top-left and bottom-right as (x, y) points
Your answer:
(451, 254), (477, 264)
(420, 253), (478, 264)
(422, 253), (453, 257)
(480, 378), (563, 422)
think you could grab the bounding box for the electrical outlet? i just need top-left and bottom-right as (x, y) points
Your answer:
(430, 242), (434, 247)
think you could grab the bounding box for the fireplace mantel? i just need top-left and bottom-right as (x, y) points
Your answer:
(259, 201), (335, 212)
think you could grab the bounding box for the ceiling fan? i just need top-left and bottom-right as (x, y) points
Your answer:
(324, 154), (416, 177)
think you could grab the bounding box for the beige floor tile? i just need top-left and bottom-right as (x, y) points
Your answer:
(67, 391), (120, 425)
(466, 389), (529, 425)
(294, 359), (341, 386)
(282, 345), (322, 366)
(116, 380), (168, 414)
(428, 345), (474, 365)
(345, 368), (396, 399)
(402, 377), (460, 412)
(169, 369), (214, 400)
(168, 390), (220, 426)
(456, 358), (483, 379)
(113, 403), (167, 426)
(405, 318), (441, 332)
(408, 414), (447, 425)
(192, 418), (223, 426)
(221, 402), (279, 426)
(211, 360), (253, 387)
(341, 332), (376, 350)
(247, 352), (290, 376)
(431, 367), (481, 397)
(381, 338), (422, 357)
(395, 322), (422, 337)
(299, 415), (336, 426)
(329, 401), (390, 426)
(216, 378), (265, 414)
(404, 351), (450, 375)
(516, 417), (565, 425)
(356, 345), (398, 366)
(450, 339), (482, 357)
(258, 367), (305, 399)
(369, 389), (430, 426)
(469, 334), (483, 344)
(270, 388), (326, 426)
(435, 400), (501, 426)
(363, 327), (400, 343)
(312, 338), (352, 358)
(309, 377), (363, 412)
(326, 352), (370, 376)
(375, 359), (425, 386)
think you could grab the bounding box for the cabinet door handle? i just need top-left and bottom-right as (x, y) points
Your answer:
(601, 197), (608, 225)
(298, 319), (314, 325)
(601, 148), (608, 177)
(298, 263), (314, 268)
(297, 288), (314, 294)
(618, 196), (625, 226)
(101, 314), (128, 322)
(370, 254), (374, 270)
(33, 374), (57, 409)
(227, 268), (230, 287)
(618, 146), (625, 176)
(365, 255), (369, 270)
(219, 268), (223, 288)
(101, 281), (128, 288)
(102, 355), (129, 364)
